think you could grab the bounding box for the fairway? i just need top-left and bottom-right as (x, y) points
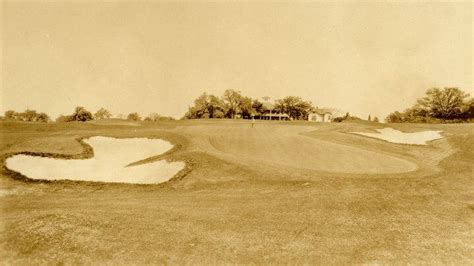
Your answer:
(1, 120), (472, 264)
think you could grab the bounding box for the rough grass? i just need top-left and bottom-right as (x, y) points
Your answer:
(0, 120), (473, 264)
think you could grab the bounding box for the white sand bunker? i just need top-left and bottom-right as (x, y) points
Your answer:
(352, 128), (443, 145)
(6, 137), (185, 184)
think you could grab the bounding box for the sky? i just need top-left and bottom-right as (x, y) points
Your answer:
(1, 1), (472, 120)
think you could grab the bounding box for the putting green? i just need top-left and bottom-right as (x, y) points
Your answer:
(178, 123), (417, 174)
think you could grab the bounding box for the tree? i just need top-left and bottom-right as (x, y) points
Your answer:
(333, 112), (363, 123)
(147, 113), (161, 121)
(94, 108), (112, 120)
(4, 110), (16, 120)
(184, 91), (325, 120)
(127, 112), (141, 121)
(385, 108), (430, 123)
(213, 109), (225, 118)
(190, 93), (211, 118)
(56, 115), (72, 122)
(22, 109), (38, 121)
(208, 95), (225, 118)
(416, 87), (469, 120)
(386, 112), (399, 123)
(70, 106), (93, 122)
(222, 89), (243, 119)
(385, 87), (471, 123)
(385, 111), (403, 123)
(185, 92), (225, 119)
(239, 96), (255, 118)
(37, 113), (50, 122)
(4, 109), (50, 122)
(274, 96), (314, 120)
(373, 116), (379, 123)
(145, 113), (174, 121)
(461, 98), (474, 120)
(368, 114), (371, 121)
(251, 99), (265, 115)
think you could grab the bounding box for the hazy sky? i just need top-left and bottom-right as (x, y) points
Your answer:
(1, 1), (472, 119)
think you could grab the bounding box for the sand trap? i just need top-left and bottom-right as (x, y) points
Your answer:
(6, 137), (185, 184)
(351, 128), (443, 145)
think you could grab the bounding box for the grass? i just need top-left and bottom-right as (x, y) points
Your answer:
(0, 119), (473, 264)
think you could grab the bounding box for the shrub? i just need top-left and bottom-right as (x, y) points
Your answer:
(71, 107), (93, 122)
(127, 112), (141, 121)
(213, 110), (225, 118)
(56, 115), (73, 123)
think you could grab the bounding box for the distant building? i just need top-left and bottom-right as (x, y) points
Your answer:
(308, 109), (332, 122)
(254, 113), (291, 120)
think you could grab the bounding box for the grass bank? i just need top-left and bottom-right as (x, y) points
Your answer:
(0, 120), (473, 264)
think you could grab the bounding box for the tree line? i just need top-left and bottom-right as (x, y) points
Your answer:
(385, 87), (473, 123)
(4, 87), (471, 124)
(184, 89), (317, 120)
(4, 109), (50, 122)
(3, 107), (173, 123)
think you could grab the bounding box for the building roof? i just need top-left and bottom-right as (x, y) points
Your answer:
(310, 109), (332, 115)
(261, 113), (290, 117)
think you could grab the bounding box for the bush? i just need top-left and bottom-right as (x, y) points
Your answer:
(127, 112), (141, 121)
(213, 110), (225, 118)
(56, 107), (93, 122)
(332, 112), (362, 123)
(56, 115), (73, 123)
(71, 107), (93, 122)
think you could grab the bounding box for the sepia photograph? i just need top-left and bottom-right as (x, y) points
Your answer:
(0, 0), (473, 264)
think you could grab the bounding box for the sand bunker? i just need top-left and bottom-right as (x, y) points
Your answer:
(6, 137), (185, 184)
(351, 128), (443, 145)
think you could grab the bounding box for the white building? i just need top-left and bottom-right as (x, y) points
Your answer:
(308, 110), (332, 122)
